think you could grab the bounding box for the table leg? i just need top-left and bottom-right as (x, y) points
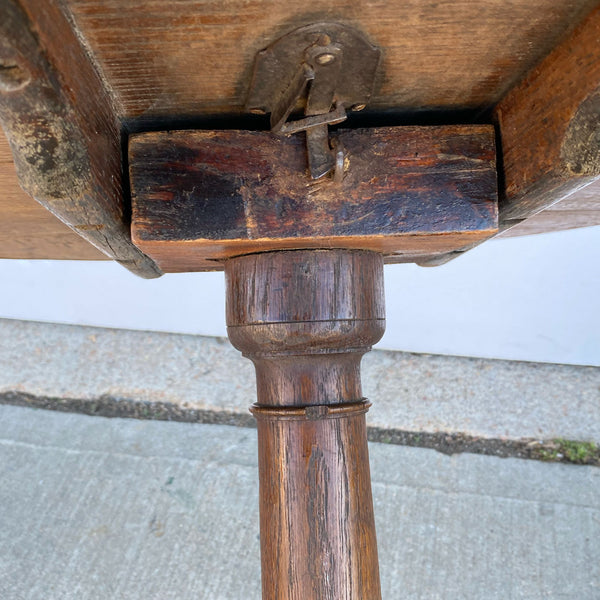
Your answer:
(226, 249), (385, 600)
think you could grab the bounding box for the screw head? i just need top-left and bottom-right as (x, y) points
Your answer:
(315, 53), (336, 66)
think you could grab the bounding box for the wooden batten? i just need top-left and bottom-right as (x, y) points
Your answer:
(0, 0), (160, 277)
(494, 5), (600, 227)
(0, 132), (106, 260)
(129, 126), (498, 272)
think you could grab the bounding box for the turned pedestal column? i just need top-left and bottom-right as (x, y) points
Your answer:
(225, 249), (385, 600)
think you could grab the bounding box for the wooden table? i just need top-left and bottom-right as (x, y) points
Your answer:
(1, 2), (598, 598)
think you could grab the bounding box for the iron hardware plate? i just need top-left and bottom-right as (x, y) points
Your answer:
(247, 22), (381, 179)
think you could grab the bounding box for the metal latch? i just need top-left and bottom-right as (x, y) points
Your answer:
(247, 23), (380, 180)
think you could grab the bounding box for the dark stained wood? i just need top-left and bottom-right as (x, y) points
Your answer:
(226, 249), (384, 600)
(130, 126), (498, 272)
(63, 0), (597, 117)
(0, 0), (160, 276)
(494, 5), (600, 225)
(0, 133), (106, 259)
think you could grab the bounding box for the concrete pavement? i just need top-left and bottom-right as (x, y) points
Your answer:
(1, 404), (599, 600)
(1, 319), (599, 443)
(1, 318), (598, 598)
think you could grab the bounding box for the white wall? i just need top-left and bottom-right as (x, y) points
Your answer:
(0, 226), (598, 366)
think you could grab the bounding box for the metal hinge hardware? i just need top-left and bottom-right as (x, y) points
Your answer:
(247, 23), (381, 180)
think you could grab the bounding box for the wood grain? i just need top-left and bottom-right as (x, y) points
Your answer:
(495, 4), (600, 224)
(64, 0), (597, 117)
(1, 1), (598, 262)
(0, 131), (106, 260)
(130, 126), (498, 272)
(498, 180), (600, 238)
(498, 209), (600, 238)
(0, 0), (159, 276)
(252, 403), (380, 600)
(226, 249), (383, 599)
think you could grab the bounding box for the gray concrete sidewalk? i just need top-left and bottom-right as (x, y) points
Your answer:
(0, 404), (598, 600)
(1, 318), (598, 442)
